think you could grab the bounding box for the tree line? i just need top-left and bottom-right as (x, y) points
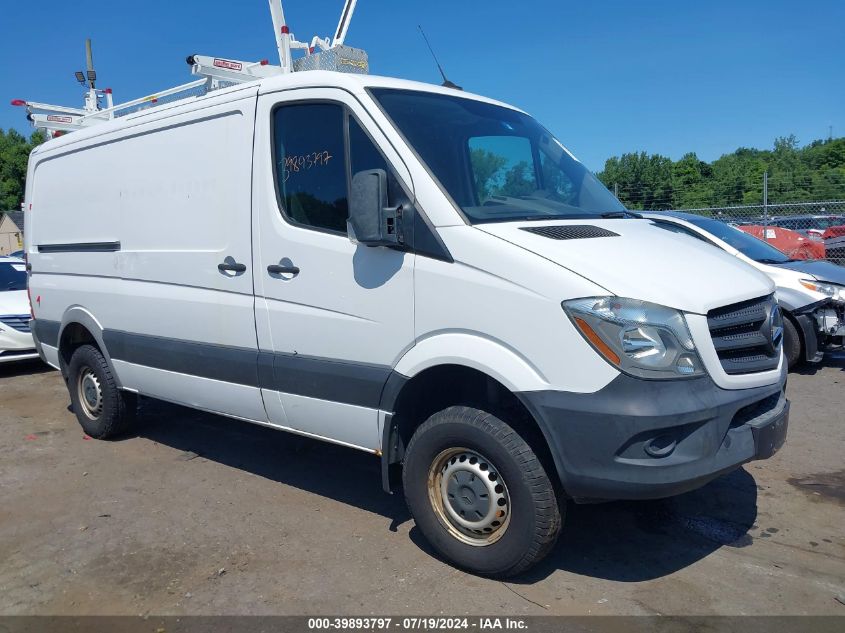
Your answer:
(597, 135), (845, 210)
(0, 129), (44, 211)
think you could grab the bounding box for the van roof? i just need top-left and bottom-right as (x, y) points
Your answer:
(34, 71), (524, 154)
(259, 71), (520, 109)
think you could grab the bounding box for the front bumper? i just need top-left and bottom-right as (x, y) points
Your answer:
(0, 349), (40, 363)
(0, 322), (38, 363)
(518, 366), (788, 502)
(796, 299), (845, 361)
(814, 303), (845, 344)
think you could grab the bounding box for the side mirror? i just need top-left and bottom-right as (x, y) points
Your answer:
(348, 169), (403, 246)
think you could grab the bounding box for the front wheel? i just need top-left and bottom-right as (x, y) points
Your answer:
(402, 406), (562, 577)
(782, 316), (803, 370)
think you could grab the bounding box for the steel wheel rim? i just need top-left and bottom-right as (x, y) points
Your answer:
(427, 447), (511, 546)
(77, 367), (103, 420)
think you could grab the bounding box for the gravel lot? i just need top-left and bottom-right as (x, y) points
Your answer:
(1, 355), (843, 616)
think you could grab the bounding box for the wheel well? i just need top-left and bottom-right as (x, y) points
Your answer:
(387, 365), (559, 493)
(783, 310), (805, 352)
(58, 322), (100, 374)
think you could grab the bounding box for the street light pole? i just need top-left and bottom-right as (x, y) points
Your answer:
(763, 171), (768, 229)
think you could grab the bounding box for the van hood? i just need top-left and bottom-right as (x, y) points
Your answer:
(476, 219), (775, 314)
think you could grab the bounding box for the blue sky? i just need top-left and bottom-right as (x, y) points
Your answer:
(2, 0), (842, 171)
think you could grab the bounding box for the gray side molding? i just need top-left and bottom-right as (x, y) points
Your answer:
(37, 241), (121, 253)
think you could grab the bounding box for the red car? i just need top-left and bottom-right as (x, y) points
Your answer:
(823, 225), (845, 265)
(737, 225), (825, 260)
(822, 225), (845, 240)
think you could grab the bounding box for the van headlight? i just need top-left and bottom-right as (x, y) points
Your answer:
(562, 297), (706, 379)
(799, 279), (845, 303)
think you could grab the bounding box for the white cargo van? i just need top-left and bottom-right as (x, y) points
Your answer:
(24, 70), (789, 576)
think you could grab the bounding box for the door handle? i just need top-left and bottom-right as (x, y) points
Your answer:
(267, 264), (300, 275)
(218, 262), (247, 273)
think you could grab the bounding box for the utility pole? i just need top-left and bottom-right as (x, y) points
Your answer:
(763, 171), (769, 229)
(85, 39), (95, 88)
(614, 182), (618, 198)
(79, 39), (99, 113)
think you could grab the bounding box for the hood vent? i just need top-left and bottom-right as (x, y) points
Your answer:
(520, 225), (620, 240)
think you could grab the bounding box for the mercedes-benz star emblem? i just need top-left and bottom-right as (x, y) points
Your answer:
(770, 305), (784, 350)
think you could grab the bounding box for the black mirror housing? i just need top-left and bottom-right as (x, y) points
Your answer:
(348, 169), (402, 246)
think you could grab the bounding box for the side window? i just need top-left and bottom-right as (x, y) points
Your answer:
(349, 116), (387, 175)
(348, 117), (405, 205)
(273, 103), (348, 233)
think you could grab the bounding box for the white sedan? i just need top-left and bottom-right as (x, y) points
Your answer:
(642, 212), (845, 370)
(0, 256), (39, 363)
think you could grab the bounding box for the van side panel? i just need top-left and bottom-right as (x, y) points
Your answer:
(29, 89), (267, 422)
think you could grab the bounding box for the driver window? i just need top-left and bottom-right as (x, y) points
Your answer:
(468, 136), (537, 204)
(272, 102), (407, 234)
(348, 116), (406, 208)
(273, 103), (349, 233)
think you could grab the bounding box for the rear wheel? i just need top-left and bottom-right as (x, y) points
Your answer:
(67, 344), (137, 438)
(783, 316), (802, 370)
(402, 406), (561, 577)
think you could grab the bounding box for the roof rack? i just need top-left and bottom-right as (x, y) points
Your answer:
(11, 1), (366, 138)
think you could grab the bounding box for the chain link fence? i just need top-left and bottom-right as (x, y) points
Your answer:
(668, 200), (845, 266)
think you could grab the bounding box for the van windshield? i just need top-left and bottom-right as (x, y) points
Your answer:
(371, 89), (625, 224)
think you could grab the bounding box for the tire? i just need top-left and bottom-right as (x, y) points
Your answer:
(402, 406), (562, 577)
(67, 344), (137, 439)
(782, 316), (802, 370)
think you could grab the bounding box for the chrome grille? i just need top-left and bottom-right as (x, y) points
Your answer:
(0, 314), (31, 333)
(707, 296), (781, 375)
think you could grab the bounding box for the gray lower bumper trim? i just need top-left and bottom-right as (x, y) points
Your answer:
(518, 369), (788, 502)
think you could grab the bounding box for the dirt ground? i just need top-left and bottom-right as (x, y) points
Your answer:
(0, 355), (843, 616)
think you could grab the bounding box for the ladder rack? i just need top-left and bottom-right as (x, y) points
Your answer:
(11, 0), (363, 137)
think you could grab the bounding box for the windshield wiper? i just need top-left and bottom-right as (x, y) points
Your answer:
(601, 210), (642, 219)
(756, 258), (789, 264)
(510, 214), (595, 222)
